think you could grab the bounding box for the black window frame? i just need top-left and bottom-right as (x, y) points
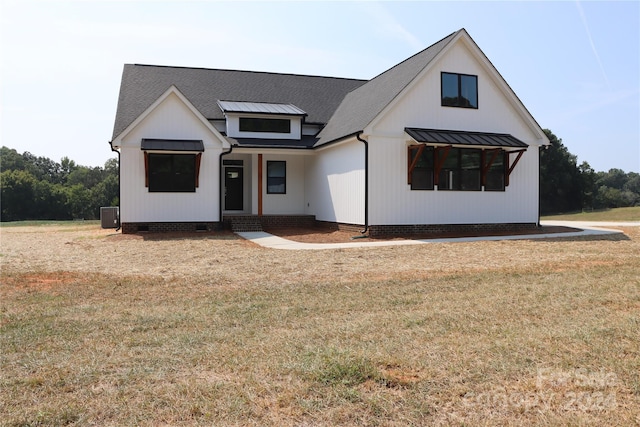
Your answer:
(239, 117), (291, 133)
(409, 146), (435, 190)
(438, 148), (482, 191)
(266, 161), (286, 194)
(441, 72), (478, 109)
(147, 153), (197, 193)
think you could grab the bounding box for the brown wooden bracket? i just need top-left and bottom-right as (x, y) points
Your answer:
(407, 145), (425, 184)
(433, 145), (451, 186)
(481, 149), (501, 187)
(258, 153), (263, 216)
(195, 153), (202, 188)
(506, 149), (526, 186)
(144, 151), (149, 187)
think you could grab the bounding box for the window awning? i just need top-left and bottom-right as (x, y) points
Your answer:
(405, 128), (528, 148)
(141, 139), (204, 152)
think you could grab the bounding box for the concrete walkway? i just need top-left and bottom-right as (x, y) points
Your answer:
(237, 220), (638, 250)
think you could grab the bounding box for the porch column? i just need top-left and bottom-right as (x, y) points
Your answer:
(258, 153), (263, 216)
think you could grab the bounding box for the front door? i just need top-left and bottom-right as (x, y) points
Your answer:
(224, 166), (243, 210)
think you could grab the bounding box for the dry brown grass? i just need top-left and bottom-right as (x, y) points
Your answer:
(1, 224), (639, 426)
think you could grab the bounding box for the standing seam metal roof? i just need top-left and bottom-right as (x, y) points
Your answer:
(217, 101), (307, 116)
(405, 128), (528, 148)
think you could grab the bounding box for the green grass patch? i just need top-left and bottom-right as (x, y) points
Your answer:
(542, 206), (640, 221)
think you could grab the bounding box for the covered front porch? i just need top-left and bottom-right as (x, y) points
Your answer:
(221, 149), (313, 218)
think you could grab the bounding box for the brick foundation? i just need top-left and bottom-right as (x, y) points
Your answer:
(315, 221), (366, 233)
(121, 218), (538, 237)
(121, 222), (220, 234)
(367, 222), (538, 237)
(223, 215), (316, 231)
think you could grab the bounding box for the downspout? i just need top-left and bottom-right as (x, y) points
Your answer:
(356, 132), (369, 235)
(108, 140), (121, 232)
(537, 143), (549, 227)
(219, 144), (233, 230)
(538, 145), (541, 227)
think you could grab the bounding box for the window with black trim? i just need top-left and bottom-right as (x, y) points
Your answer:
(148, 153), (196, 192)
(441, 72), (478, 108)
(408, 146), (507, 192)
(408, 146), (434, 190)
(266, 161), (286, 194)
(438, 148), (481, 191)
(240, 117), (291, 133)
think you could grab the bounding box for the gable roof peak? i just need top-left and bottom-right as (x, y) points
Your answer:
(367, 29), (463, 82)
(316, 29), (462, 146)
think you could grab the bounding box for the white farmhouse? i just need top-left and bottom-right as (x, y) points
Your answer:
(110, 29), (549, 236)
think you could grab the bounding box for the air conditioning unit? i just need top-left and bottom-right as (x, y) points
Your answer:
(100, 207), (120, 229)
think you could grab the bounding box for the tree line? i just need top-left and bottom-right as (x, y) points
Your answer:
(1, 147), (118, 221)
(1, 131), (639, 221)
(540, 129), (640, 214)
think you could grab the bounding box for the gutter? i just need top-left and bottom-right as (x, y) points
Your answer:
(356, 132), (369, 235)
(108, 140), (121, 231)
(219, 144), (234, 229)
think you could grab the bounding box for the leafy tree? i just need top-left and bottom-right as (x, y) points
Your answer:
(578, 161), (596, 210)
(623, 172), (640, 195)
(67, 166), (105, 188)
(1, 147), (26, 171)
(596, 168), (628, 190)
(1, 170), (38, 221)
(67, 184), (93, 219)
(21, 152), (65, 184)
(1, 146), (119, 221)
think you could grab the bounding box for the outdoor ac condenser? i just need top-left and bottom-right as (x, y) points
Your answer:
(100, 206), (119, 229)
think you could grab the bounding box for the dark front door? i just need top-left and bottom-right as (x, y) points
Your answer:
(225, 167), (243, 210)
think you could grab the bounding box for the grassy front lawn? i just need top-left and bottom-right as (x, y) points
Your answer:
(1, 224), (639, 425)
(542, 206), (640, 221)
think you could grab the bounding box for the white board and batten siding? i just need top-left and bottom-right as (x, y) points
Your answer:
(305, 138), (365, 225)
(117, 92), (225, 223)
(261, 153), (307, 215)
(366, 38), (544, 226)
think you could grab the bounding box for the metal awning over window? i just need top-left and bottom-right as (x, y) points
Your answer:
(141, 139), (204, 152)
(405, 128), (528, 148)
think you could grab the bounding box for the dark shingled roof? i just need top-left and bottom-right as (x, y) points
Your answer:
(116, 29), (516, 149)
(224, 136), (319, 149)
(315, 30), (460, 146)
(405, 128), (528, 148)
(112, 66), (366, 140)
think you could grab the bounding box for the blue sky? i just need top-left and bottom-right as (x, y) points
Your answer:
(1, 1), (639, 172)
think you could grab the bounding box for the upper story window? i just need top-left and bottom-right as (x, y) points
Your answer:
(441, 72), (478, 109)
(239, 117), (291, 133)
(218, 101), (305, 140)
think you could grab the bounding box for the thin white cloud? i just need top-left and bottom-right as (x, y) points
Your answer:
(553, 87), (638, 123)
(575, 0), (610, 88)
(361, 2), (424, 51)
